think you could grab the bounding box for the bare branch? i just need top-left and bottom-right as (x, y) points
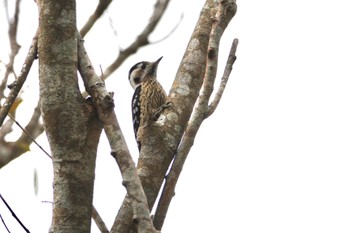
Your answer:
(0, 31), (38, 127)
(207, 38), (238, 116)
(80, 0), (113, 38)
(103, 0), (170, 79)
(200, 0), (238, 114)
(0, 213), (11, 233)
(153, 0), (238, 230)
(77, 33), (158, 233)
(92, 206), (110, 233)
(0, 193), (30, 233)
(0, 0), (22, 100)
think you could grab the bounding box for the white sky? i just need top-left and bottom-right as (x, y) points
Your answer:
(1, 0), (350, 232)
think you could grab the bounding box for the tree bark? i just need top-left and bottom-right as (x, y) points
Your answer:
(37, 0), (103, 232)
(111, 1), (220, 232)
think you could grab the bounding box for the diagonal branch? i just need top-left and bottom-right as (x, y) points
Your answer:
(0, 213), (11, 233)
(153, 1), (238, 230)
(77, 33), (158, 233)
(102, 0), (170, 79)
(92, 206), (109, 233)
(207, 38), (238, 117)
(0, 193), (30, 233)
(0, 31), (38, 128)
(80, 0), (113, 38)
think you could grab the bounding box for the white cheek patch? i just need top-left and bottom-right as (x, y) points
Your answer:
(130, 72), (141, 89)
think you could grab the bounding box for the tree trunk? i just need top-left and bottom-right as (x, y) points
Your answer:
(37, 0), (102, 232)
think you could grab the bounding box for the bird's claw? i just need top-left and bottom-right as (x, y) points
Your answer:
(153, 101), (173, 120)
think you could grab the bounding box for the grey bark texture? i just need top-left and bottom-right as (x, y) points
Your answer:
(37, 0), (103, 232)
(111, 0), (238, 232)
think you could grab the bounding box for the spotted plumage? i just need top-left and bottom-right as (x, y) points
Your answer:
(128, 57), (167, 150)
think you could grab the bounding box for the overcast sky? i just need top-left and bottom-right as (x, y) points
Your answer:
(1, 0), (350, 232)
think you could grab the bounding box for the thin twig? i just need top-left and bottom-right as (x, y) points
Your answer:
(102, 0), (170, 79)
(0, 213), (11, 233)
(7, 114), (51, 159)
(80, 0), (170, 98)
(207, 38), (238, 116)
(80, 0), (113, 38)
(0, 0), (22, 100)
(0, 194), (30, 233)
(0, 31), (38, 127)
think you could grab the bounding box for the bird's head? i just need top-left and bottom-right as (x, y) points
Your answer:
(128, 56), (162, 89)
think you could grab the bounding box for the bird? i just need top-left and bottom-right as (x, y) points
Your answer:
(128, 56), (168, 150)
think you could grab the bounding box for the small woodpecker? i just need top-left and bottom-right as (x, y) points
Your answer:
(128, 57), (168, 150)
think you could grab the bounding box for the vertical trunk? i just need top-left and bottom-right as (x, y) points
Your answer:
(37, 0), (102, 232)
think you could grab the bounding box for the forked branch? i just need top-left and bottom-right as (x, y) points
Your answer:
(153, 0), (238, 230)
(77, 33), (158, 233)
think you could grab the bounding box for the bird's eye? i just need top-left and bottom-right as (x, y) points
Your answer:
(134, 77), (140, 84)
(141, 63), (146, 69)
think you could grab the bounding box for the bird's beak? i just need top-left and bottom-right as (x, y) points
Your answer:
(154, 56), (163, 66)
(147, 56), (163, 76)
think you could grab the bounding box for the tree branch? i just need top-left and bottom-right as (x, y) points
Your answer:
(38, 0), (103, 231)
(0, 0), (21, 100)
(80, 0), (113, 38)
(92, 206), (110, 233)
(77, 33), (158, 233)
(110, 1), (218, 232)
(207, 38), (238, 117)
(0, 30), (38, 127)
(0, 193), (30, 233)
(102, 0), (170, 79)
(153, 0), (238, 230)
(0, 30), (42, 167)
(0, 213), (11, 233)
